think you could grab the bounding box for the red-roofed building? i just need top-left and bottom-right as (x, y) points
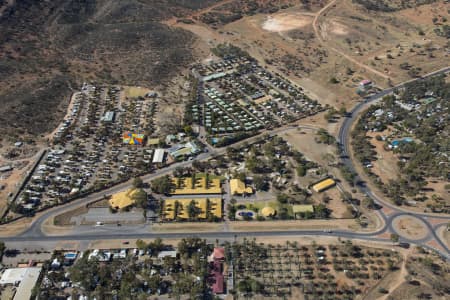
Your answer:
(212, 247), (225, 260)
(209, 248), (226, 294)
(212, 273), (224, 294)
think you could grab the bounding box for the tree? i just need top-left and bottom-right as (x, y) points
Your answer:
(132, 177), (144, 189)
(187, 200), (201, 220)
(151, 176), (173, 194)
(253, 175), (269, 191)
(0, 241), (5, 259)
(390, 233), (399, 244)
(132, 189), (148, 209)
(136, 239), (147, 250)
(363, 197), (375, 209)
(296, 165), (306, 177)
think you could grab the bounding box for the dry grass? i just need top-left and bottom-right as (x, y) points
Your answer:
(151, 222), (223, 232)
(123, 86), (152, 98)
(53, 205), (88, 226)
(229, 219), (354, 231)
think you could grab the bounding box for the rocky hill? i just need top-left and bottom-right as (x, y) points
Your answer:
(0, 0), (219, 137)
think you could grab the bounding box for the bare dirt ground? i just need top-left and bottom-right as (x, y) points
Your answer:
(262, 12), (313, 33)
(364, 253), (407, 300)
(151, 222), (223, 233)
(366, 131), (399, 183)
(229, 218), (355, 232)
(392, 216), (428, 240)
(0, 217), (32, 237)
(437, 226), (450, 249)
(319, 188), (352, 218)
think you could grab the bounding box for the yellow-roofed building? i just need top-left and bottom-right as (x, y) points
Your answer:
(261, 207), (276, 218)
(109, 189), (138, 210)
(163, 198), (222, 220)
(230, 179), (253, 195)
(312, 178), (336, 193)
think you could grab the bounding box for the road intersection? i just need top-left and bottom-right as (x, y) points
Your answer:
(1, 67), (449, 260)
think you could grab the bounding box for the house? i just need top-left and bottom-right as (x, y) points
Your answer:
(209, 248), (225, 294)
(230, 179), (253, 195)
(312, 178), (336, 193)
(108, 189), (139, 210)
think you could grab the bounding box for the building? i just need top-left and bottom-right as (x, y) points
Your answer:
(230, 179), (253, 195)
(209, 247), (225, 294)
(157, 250), (178, 259)
(163, 198), (222, 220)
(0, 267), (42, 300)
(293, 205), (314, 218)
(260, 207), (276, 218)
(152, 149), (165, 164)
(122, 132), (145, 145)
(0, 165), (13, 173)
(147, 138), (160, 146)
(101, 111), (115, 122)
(108, 189), (138, 210)
(312, 178), (336, 193)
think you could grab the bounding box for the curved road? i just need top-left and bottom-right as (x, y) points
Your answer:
(338, 66), (450, 258)
(2, 68), (449, 259)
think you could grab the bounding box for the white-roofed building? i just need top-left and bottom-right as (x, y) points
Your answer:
(152, 149), (165, 164)
(0, 267), (42, 300)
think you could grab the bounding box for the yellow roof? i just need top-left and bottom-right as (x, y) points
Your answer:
(312, 178), (336, 192)
(147, 138), (160, 145)
(292, 205), (314, 214)
(230, 179), (253, 195)
(109, 189), (138, 210)
(261, 207), (276, 217)
(171, 177), (221, 195)
(163, 198), (222, 220)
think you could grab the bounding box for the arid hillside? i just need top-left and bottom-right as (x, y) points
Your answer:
(0, 0), (220, 138)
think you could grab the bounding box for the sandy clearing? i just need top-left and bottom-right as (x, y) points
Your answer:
(436, 226), (449, 249)
(329, 20), (349, 36)
(262, 12), (313, 33)
(392, 216), (428, 240)
(398, 2), (449, 25)
(0, 217), (33, 237)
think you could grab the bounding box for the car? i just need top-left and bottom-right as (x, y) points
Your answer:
(122, 241), (129, 245)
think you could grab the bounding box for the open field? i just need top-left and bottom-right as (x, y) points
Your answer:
(123, 86), (152, 98)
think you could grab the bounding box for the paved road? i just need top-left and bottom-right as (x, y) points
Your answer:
(2, 68), (450, 260)
(338, 66), (450, 258)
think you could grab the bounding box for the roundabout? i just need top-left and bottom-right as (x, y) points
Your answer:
(391, 215), (429, 242)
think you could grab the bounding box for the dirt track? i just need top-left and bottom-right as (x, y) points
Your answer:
(312, 0), (389, 80)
